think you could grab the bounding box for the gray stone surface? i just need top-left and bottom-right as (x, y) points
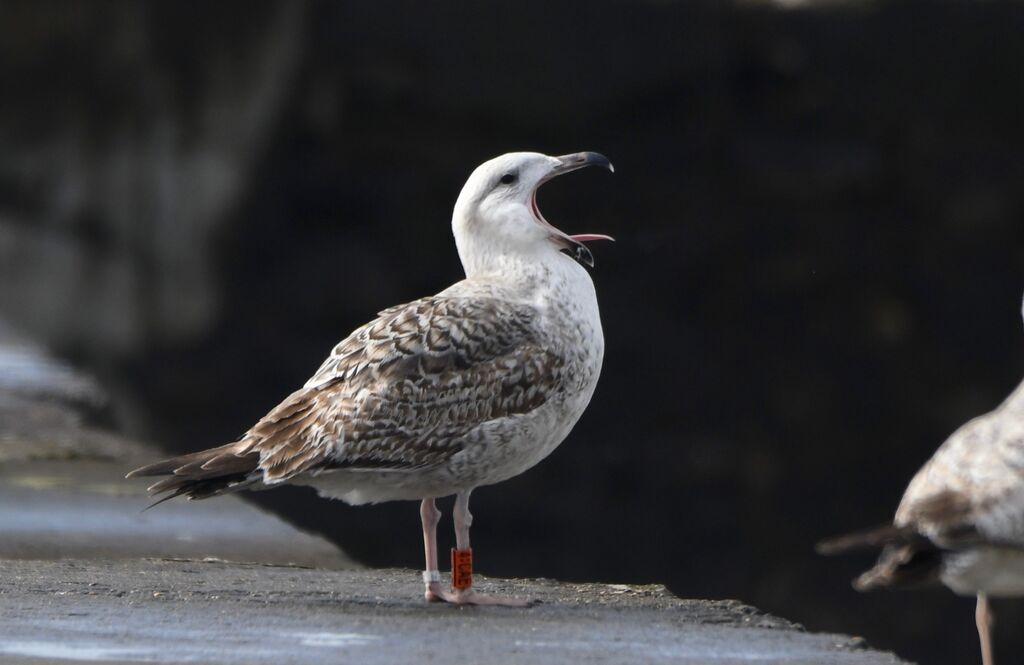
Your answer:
(0, 460), (354, 569)
(0, 559), (902, 665)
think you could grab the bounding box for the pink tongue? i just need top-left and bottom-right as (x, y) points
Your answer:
(569, 233), (615, 242)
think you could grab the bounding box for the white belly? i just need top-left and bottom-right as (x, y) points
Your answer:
(941, 548), (1024, 597)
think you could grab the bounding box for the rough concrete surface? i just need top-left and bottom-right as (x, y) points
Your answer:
(0, 559), (902, 665)
(0, 460), (354, 568)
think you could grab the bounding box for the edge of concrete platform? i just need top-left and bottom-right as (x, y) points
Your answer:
(0, 558), (909, 665)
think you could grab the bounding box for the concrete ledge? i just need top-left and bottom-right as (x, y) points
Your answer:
(0, 460), (355, 569)
(0, 559), (903, 665)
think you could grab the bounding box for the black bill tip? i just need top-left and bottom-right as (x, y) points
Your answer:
(554, 151), (614, 174)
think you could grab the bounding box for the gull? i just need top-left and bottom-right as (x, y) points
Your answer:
(127, 151), (615, 606)
(818, 296), (1024, 665)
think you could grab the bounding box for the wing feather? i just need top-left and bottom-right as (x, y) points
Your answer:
(245, 295), (564, 482)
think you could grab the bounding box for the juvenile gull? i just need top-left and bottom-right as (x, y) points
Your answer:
(818, 296), (1024, 665)
(128, 151), (614, 606)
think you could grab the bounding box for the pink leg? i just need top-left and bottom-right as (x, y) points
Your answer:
(420, 489), (531, 607)
(420, 498), (446, 602)
(976, 593), (995, 665)
(453, 489), (473, 550)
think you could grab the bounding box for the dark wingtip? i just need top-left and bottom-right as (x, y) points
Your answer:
(852, 574), (877, 592)
(125, 459), (177, 478)
(141, 492), (181, 512)
(816, 534), (856, 556)
(814, 523), (910, 556)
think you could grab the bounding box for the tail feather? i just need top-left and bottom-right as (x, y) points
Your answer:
(817, 523), (943, 592)
(126, 442), (261, 505)
(815, 523), (915, 555)
(853, 544), (943, 591)
(126, 443), (240, 478)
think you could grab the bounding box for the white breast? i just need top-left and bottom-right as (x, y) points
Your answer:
(449, 256), (604, 487)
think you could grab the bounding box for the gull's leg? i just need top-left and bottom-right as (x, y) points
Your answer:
(976, 593), (995, 665)
(453, 488), (472, 549)
(442, 489), (531, 606)
(420, 498), (447, 602)
(419, 490), (531, 606)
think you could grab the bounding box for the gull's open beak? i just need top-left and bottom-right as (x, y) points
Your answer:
(549, 151), (615, 178)
(532, 152), (615, 268)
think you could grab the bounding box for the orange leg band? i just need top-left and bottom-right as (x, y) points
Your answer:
(451, 548), (473, 590)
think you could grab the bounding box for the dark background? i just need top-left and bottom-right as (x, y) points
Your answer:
(3, 1), (1024, 663)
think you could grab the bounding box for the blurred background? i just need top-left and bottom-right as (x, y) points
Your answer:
(3, 0), (1024, 662)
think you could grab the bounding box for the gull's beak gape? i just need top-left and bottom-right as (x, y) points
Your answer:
(531, 151), (615, 268)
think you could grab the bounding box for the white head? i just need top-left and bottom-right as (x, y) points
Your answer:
(452, 151), (614, 277)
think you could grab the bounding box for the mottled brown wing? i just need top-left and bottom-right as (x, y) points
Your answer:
(896, 410), (1024, 549)
(241, 296), (565, 482)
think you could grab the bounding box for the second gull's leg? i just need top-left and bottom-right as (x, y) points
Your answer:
(976, 593), (995, 665)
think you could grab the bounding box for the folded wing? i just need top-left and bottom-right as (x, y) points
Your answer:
(128, 295), (565, 501)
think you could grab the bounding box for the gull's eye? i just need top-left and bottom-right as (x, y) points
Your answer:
(499, 173), (517, 185)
